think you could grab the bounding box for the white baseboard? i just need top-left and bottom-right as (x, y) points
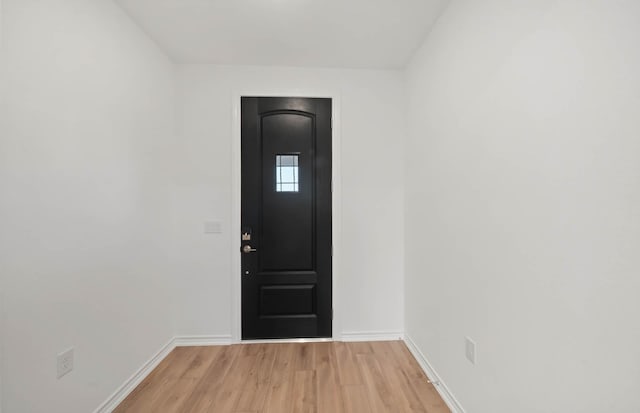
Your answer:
(340, 331), (404, 342)
(403, 335), (466, 413)
(174, 335), (233, 347)
(93, 338), (175, 413)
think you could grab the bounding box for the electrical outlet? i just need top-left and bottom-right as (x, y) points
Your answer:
(57, 348), (74, 379)
(465, 337), (476, 365)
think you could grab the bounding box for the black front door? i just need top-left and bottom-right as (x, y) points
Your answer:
(241, 97), (332, 340)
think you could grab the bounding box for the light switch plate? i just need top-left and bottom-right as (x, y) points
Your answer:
(204, 221), (222, 234)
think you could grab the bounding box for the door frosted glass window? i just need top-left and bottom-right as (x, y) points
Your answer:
(276, 155), (299, 192)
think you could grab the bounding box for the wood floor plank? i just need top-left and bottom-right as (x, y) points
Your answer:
(291, 370), (317, 413)
(148, 346), (222, 413)
(357, 353), (398, 413)
(234, 344), (277, 412)
(262, 343), (296, 413)
(315, 342), (345, 413)
(114, 340), (450, 413)
(180, 347), (222, 379)
(349, 341), (374, 355)
(388, 341), (427, 380)
(210, 350), (258, 412)
(181, 344), (241, 413)
(342, 384), (373, 413)
(335, 341), (363, 385)
(293, 342), (315, 371)
(385, 342), (449, 413)
(372, 342), (427, 413)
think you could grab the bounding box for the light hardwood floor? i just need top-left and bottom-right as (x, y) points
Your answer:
(114, 341), (450, 413)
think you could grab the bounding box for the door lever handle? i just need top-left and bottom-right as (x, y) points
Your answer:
(242, 245), (257, 253)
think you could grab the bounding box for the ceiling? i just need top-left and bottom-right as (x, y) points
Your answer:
(115, 0), (449, 69)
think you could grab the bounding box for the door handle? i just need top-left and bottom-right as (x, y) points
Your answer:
(242, 245), (257, 253)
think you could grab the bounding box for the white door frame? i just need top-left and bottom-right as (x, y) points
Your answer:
(230, 90), (342, 343)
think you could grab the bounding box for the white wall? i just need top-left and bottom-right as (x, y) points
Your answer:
(172, 65), (405, 339)
(0, 1), (175, 412)
(405, 1), (640, 412)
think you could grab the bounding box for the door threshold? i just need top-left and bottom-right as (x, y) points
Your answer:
(240, 337), (333, 344)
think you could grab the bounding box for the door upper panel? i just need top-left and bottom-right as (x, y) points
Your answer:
(261, 112), (315, 272)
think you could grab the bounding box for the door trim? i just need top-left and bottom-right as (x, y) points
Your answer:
(231, 90), (342, 343)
